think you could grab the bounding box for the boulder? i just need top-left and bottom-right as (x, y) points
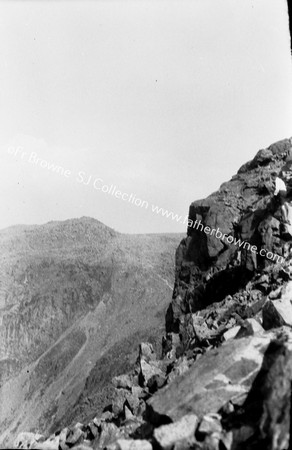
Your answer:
(162, 332), (181, 359)
(137, 342), (166, 390)
(194, 414), (233, 450)
(58, 427), (69, 450)
(167, 357), (190, 384)
(65, 427), (84, 446)
(131, 385), (145, 399)
(193, 314), (222, 342)
(192, 433), (226, 450)
(153, 414), (198, 450)
(197, 413), (222, 436)
(112, 387), (141, 417)
(139, 343), (156, 362)
(249, 148), (274, 168)
(147, 372), (166, 393)
(223, 326), (241, 341)
(114, 439), (152, 450)
(139, 359), (165, 388)
(224, 336), (292, 449)
(235, 318), (264, 338)
(147, 334), (272, 423)
(262, 298), (292, 329)
(96, 422), (122, 449)
(86, 422), (99, 439)
(112, 388), (129, 416)
(262, 280), (292, 330)
(124, 405), (134, 421)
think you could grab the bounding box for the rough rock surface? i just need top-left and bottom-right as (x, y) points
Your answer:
(223, 333), (292, 449)
(262, 280), (292, 329)
(147, 333), (275, 423)
(168, 139), (292, 338)
(153, 414), (198, 449)
(8, 136), (292, 450)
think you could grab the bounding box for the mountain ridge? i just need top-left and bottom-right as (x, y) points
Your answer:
(3, 136), (292, 450)
(0, 219), (183, 447)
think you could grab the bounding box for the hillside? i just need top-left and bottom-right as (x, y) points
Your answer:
(4, 136), (292, 450)
(0, 218), (182, 447)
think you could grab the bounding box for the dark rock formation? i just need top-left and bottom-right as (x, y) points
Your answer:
(147, 333), (272, 424)
(222, 333), (292, 449)
(167, 137), (292, 350)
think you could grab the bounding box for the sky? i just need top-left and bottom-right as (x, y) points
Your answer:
(0, 0), (292, 234)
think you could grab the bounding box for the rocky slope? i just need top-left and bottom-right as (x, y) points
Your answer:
(0, 218), (182, 447)
(5, 136), (292, 450)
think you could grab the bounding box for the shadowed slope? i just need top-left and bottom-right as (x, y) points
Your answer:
(0, 217), (182, 446)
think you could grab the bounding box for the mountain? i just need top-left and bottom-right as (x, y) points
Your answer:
(0, 217), (183, 447)
(4, 136), (292, 450)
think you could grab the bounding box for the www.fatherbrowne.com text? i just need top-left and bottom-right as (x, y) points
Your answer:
(7, 147), (285, 264)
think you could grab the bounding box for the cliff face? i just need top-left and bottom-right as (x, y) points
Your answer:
(6, 137), (292, 450)
(168, 138), (292, 345)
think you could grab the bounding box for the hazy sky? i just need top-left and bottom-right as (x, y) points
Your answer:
(0, 0), (292, 234)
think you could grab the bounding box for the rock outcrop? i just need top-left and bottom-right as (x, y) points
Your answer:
(9, 136), (292, 450)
